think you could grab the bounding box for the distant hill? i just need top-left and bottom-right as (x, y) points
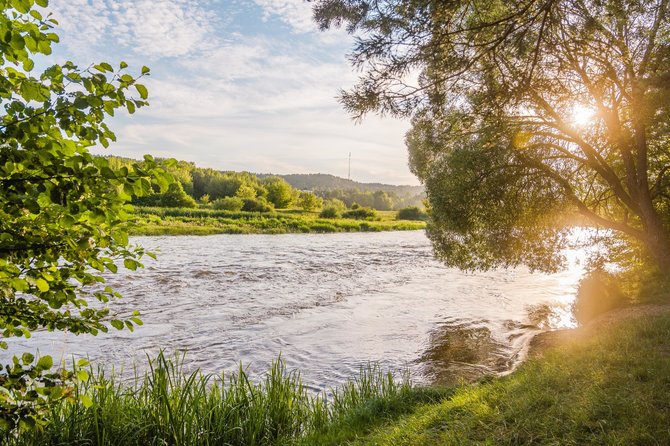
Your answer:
(257, 173), (424, 196)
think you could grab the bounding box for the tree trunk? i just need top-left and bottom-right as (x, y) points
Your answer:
(644, 219), (670, 275)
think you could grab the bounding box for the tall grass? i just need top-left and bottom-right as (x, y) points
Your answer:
(5, 353), (439, 446)
(130, 206), (425, 236)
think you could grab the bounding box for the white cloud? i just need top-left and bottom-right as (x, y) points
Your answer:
(253, 0), (316, 33)
(49, 0), (217, 59)
(48, 0), (418, 184)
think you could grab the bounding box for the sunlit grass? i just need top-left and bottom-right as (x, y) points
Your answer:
(5, 354), (448, 446)
(129, 207), (425, 235)
(345, 310), (670, 445)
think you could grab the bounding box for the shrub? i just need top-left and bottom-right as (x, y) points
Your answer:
(212, 196), (244, 211)
(342, 207), (378, 220)
(298, 191), (323, 211)
(242, 197), (274, 213)
(572, 270), (627, 324)
(319, 207), (340, 218)
(323, 198), (347, 213)
(397, 206), (427, 221)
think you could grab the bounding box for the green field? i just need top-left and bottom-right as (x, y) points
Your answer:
(130, 207), (426, 235)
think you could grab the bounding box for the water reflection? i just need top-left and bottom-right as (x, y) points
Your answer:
(418, 323), (512, 384)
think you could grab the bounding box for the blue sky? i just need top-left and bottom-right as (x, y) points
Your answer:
(46, 0), (417, 185)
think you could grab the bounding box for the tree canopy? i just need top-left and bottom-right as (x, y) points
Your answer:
(0, 0), (167, 430)
(314, 0), (670, 273)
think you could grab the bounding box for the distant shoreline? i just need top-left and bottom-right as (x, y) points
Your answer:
(130, 206), (427, 236)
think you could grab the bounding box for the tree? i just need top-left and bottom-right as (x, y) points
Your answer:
(0, 0), (167, 429)
(157, 182), (197, 208)
(372, 190), (394, 211)
(264, 176), (295, 208)
(314, 0), (670, 273)
(297, 191), (323, 211)
(235, 182), (257, 200)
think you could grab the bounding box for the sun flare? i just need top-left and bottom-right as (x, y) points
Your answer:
(570, 104), (595, 126)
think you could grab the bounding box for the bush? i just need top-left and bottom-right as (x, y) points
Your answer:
(342, 207), (378, 220)
(323, 198), (347, 213)
(397, 206), (427, 221)
(242, 197), (274, 213)
(319, 206), (340, 218)
(573, 270), (627, 324)
(212, 196), (244, 211)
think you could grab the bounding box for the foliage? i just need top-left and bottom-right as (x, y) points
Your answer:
(212, 196), (244, 211)
(319, 207), (340, 219)
(297, 191), (323, 211)
(108, 156), (424, 211)
(131, 207), (425, 235)
(397, 207), (427, 221)
(2, 353), (438, 446)
(235, 182), (257, 200)
(573, 270), (627, 324)
(343, 207), (378, 220)
(263, 176), (295, 209)
(323, 198), (347, 213)
(242, 197), (274, 213)
(155, 182), (196, 208)
(314, 0), (670, 273)
(0, 0), (163, 430)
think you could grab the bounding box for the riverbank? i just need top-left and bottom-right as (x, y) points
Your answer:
(129, 207), (426, 235)
(10, 304), (670, 445)
(314, 304), (670, 445)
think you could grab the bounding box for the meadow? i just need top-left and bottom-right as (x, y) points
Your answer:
(130, 207), (426, 236)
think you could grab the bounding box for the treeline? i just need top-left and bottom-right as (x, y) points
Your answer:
(105, 156), (425, 212)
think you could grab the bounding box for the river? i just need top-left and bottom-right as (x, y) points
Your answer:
(13, 231), (583, 390)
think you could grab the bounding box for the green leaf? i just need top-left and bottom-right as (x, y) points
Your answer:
(141, 66), (150, 75)
(37, 355), (53, 370)
(135, 84), (148, 99)
(76, 370), (89, 381)
(22, 58), (34, 71)
(110, 319), (124, 330)
(10, 278), (29, 292)
(35, 278), (49, 292)
(81, 395), (93, 408)
(22, 352), (35, 365)
(123, 259), (138, 271)
(35, 0), (48, 6)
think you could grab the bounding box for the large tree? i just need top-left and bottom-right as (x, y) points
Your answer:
(0, 0), (169, 430)
(313, 0), (670, 272)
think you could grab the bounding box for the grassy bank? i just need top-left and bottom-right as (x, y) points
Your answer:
(336, 307), (670, 446)
(130, 207), (426, 235)
(7, 355), (449, 446)
(8, 308), (670, 445)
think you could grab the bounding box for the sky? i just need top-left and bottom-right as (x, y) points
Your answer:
(45, 0), (418, 185)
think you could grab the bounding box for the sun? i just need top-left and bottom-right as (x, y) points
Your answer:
(570, 104), (595, 126)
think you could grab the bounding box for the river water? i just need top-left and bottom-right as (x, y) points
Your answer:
(14, 231), (583, 390)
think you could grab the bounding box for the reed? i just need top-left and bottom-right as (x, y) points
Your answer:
(5, 353), (442, 446)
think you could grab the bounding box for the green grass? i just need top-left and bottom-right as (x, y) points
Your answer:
(6, 354), (448, 446)
(129, 207), (425, 236)
(8, 309), (670, 445)
(339, 311), (670, 445)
